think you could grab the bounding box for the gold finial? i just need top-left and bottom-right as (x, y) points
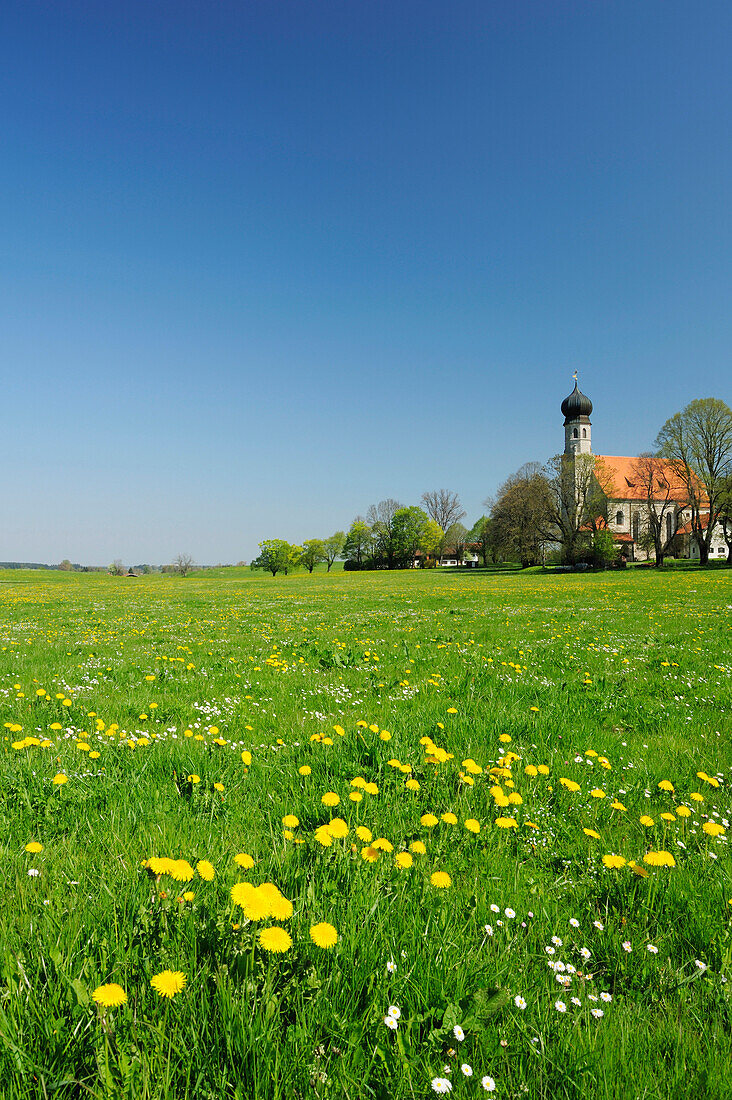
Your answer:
(572, 371), (578, 382)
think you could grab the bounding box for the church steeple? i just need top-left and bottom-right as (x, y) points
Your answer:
(562, 373), (592, 455)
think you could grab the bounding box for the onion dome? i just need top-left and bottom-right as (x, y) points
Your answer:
(561, 381), (592, 421)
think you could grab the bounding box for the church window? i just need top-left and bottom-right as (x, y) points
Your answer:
(632, 513), (640, 542)
(666, 514), (673, 543)
(616, 510), (624, 526)
(582, 428), (586, 438)
(573, 428), (578, 439)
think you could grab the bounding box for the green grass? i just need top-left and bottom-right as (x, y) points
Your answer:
(1, 566), (731, 1099)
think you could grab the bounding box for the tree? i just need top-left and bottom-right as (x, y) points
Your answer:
(366, 499), (403, 568)
(489, 463), (554, 567)
(631, 454), (682, 567)
(591, 529), (617, 569)
(324, 531), (346, 572)
(300, 539), (326, 573)
(174, 553), (194, 577)
(343, 518), (373, 567)
(288, 545), (304, 573)
(544, 454), (611, 564)
(58, 559), (73, 572)
(445, 521), (469, 564)
(421, 490), (465, 563)
(251, 540), (292, 576)
(109, 560), (126, 576)
(468, 516), (494, 566)
(391, 506), (434, 567)
(656, 398), (732, 565)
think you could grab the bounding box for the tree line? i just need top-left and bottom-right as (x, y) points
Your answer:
(251, 490), (496, 575)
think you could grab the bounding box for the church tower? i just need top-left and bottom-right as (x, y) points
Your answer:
(562, 375), (593, 455)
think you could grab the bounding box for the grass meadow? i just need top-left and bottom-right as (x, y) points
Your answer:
(1, 565), (731, 1100)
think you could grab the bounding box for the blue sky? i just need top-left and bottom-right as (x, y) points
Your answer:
(1, 1), (730, 564)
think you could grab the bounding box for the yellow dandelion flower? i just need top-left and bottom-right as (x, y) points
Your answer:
(314, 825), (333, 847)
(409, 840), (427, 854)
(92, 983), (127, 1008)
(230, 881), (256, 907)
(430, 871), (451, 888)
(441, 812), (458, 825)
(405, 778), (420, 790)
(361, 845), (379, 863)
(643, 850), (676, 867)
(310, 922), (338, 948)
(234, 853), (255, 869)
(583, 828), (601, 840)
(282, 815), (300, 828)
(464, 819), (480, 834)
(355, 826), (372, 843)
(639, 816), (655, 827)
(326, 818), (349, 839)
(25, 842), (43, 853)
(703, 822), (725, 837)
(602, 854), (627, 869)
(196, 860), (215, 881)
(321, 792), (340, 807)
(658, 780), (674, 792)
(494, 817), (518, 829)
(169, 860), (195, 883)
(676, 806), (692, 818)
(611, 800), (627, 811)
(259, 926), (292, 953)
(421, 813), (439, 827)
(395, 852), (413, 869)
(150, 970), (186, 999)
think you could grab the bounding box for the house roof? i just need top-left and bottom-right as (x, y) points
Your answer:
(676, 513), (712, 536)
(594, 455), (692, 503)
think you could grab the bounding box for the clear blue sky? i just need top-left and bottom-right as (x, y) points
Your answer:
(1, 1), (730, 564)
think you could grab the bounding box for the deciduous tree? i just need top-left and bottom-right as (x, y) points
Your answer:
(631, 454), (682, 567)
(251, 540), (291, 576)
(324, 531), (346, 572)
(300, 539), (326, 573)
(366, 499), (403, 569)
(489, 463), (553, 567)
(174, 553), (194, 577)
(467, 516), (494, 566)
(343, 518), (372, 567)
(656, 398), (732, 565)
(421, 489), (465, 563)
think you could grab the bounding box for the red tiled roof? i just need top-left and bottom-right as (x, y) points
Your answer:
(676, 513), (711, 536)
(594, 455), (692, 504)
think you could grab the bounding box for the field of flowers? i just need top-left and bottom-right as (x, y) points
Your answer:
(1, 565), (731, 1099)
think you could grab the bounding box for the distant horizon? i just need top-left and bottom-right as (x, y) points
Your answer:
(2, 1), (730, 562)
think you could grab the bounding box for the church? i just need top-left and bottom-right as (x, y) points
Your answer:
(561, 378), (727, 561)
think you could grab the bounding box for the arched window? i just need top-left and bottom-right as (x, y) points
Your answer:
(632, 513), (640, 542)
(666, 513), (673, 543)
(582, 428), (586, 438)
(616, 510), (624, 526)
(573, 428), (578, 439)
